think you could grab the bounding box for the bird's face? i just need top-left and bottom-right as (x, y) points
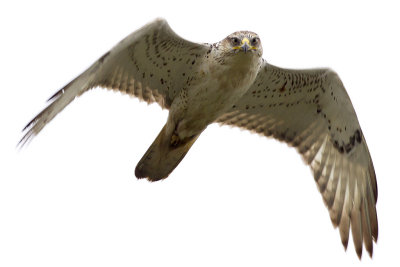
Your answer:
(220, 31), (263, 58)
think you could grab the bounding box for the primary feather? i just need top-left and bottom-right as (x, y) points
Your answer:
(20, 18), (377, 258)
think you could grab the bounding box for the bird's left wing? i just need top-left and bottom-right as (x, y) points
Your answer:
(217, 61), (377, 258)
(19, 18), (210, 146)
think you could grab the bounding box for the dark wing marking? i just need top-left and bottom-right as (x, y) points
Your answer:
(19, 18), (209, 146)
(217, 62), (378, 258)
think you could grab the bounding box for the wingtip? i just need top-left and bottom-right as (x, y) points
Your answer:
(341, 236), (349, 251)
(373, 227), (378, 243)
(367, 245), (373, 258)
(17, 125), (36, 150)
(355, 244), (363, 259)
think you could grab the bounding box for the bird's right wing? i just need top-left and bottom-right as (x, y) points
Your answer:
(19, 18), (210, 146)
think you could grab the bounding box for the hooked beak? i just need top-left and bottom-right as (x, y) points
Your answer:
(232, 37), (256, 53)
(241, 38), (250, 53)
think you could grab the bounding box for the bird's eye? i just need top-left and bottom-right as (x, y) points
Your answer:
(230, 37), (240, 46)
(251, 37), (259, 45)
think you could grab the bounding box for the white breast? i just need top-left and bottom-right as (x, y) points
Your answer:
(178, 54), (260, 137)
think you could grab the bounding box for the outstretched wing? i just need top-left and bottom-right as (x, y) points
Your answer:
(19, 18), (209, 146)
(217, 61), (378, 258)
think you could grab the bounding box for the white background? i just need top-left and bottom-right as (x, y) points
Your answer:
(1, 0), (399, 266)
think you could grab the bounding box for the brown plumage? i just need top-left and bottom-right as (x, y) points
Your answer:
(20, 18), (377, 258)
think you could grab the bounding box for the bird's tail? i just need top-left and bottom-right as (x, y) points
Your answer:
(135, 125), (200, 181)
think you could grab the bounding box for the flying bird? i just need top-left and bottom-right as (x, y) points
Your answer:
(19, 18), (378, 259)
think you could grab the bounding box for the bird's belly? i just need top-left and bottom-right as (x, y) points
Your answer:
(177, 67), (256, 138)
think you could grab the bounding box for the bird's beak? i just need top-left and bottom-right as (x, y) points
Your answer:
(232, 37), (257, 53)
(241, 38), (250, 53)
(240, 38), (257, 53)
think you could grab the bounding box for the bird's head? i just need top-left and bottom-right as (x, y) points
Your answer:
(219, 31), (263, 58)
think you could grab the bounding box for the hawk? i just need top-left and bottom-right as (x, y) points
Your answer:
(19, 18), (377, 259)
